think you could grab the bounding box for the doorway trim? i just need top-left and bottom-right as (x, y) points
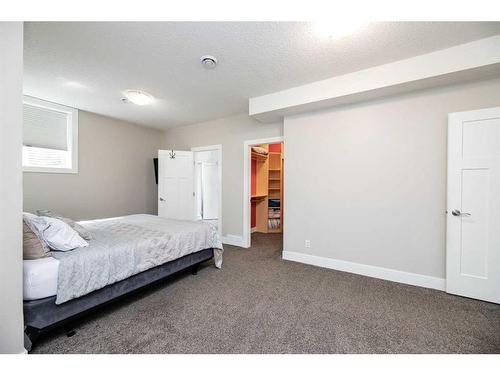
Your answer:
(242, 136), (284, 248)
(191, 144), (223, 238)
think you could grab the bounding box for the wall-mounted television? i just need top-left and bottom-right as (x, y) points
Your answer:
(153, 158), (158, 185)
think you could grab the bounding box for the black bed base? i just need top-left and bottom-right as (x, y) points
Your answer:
(23, 248), (214, 351)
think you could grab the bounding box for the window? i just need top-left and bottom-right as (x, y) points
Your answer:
(22, 96), (78, 173)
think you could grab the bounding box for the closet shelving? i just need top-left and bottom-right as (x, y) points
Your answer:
(251, 151), (268, 162)
(251, 193), (267, 205)
(267, 151), (283, 233)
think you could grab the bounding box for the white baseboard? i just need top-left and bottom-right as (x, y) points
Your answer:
(282, 251), (445, 291)
(222, 234), (244, 248)
(251, 227), (258, 234)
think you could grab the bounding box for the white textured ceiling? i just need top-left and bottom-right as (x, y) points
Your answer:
(24, 22), (500, 129)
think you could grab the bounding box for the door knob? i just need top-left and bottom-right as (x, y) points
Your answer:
(159, 197), (165, 202)
(452, 209), (471, 217)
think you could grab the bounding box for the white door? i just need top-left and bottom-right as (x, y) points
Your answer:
(447, 106), (500, 304)
(158, 150), (194, 220)
(193, 150), (220, 221)
(201, 162), (219, 219)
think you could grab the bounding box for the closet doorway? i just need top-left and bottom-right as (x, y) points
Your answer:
(243, 137), (284, 248)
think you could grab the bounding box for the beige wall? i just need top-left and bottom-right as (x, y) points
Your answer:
(163, 113), (282, 237)
(0, 22), (25, 354)
(24, 111), (163, 220)
(284, 78), (500, 279)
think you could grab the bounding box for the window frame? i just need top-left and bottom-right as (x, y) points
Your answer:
(22, 96), (79, 174)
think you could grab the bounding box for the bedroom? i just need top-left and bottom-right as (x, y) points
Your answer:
(1, 2), (500, 371)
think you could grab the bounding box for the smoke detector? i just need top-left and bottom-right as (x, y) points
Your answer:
(200, 55), (218, 69)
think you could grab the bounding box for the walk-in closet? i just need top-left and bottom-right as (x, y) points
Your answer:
(250, 143), (284, 235)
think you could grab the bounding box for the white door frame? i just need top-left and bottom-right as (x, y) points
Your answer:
(191, 144), (223, 238)
(242, 136), (284, 248)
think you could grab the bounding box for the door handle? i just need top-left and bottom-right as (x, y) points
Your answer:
(452, 209), (471, 217)
(159, 197), (165, 202)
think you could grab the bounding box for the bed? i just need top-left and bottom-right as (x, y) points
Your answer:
(23, 214), (223, 350)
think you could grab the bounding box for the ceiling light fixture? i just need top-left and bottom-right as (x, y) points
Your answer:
(65, 81), (87, 89)
(200, 55), (218, 69)
(57, 77), (88, 90)
(122, 89), (155, 105)
(312, 20), (364, 39)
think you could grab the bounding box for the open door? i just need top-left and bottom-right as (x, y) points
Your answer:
(194, 150), (219, 221)
(158, 150), (194, 220)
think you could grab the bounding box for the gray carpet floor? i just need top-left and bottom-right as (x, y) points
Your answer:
(32, 233), (500, 354)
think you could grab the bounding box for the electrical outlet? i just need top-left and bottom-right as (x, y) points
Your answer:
(305, 240), (311, 248)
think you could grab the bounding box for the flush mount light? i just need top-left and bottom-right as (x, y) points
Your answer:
(200, 55), (218, 69)
(57, 77), (88, 90)
(122, 90), (155, 105)
(65, 80), (87, 89)
(312, 20), (364, 39)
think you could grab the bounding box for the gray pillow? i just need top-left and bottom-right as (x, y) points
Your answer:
(23, 222), (48, 259)
(23, 212), (51, 252)
(37, 210), (93, 241)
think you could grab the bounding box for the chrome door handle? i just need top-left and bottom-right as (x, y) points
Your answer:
(159, 197), (165, 202)
(452, 209), (471, 217)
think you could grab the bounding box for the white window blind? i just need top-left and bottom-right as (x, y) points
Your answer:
(23, 103), (69, 150)
(22, 96), (78, 173)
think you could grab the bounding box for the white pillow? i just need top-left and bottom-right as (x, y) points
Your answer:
(36, 216), (88, 251)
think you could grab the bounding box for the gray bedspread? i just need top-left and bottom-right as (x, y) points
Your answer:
(50, 214), (223, 304)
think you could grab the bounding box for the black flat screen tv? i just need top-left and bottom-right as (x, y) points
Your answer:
(153, 158), (158, 184)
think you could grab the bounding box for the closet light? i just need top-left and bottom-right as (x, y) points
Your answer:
(123, 90), (155, 106)
(312, 20), (364, 39)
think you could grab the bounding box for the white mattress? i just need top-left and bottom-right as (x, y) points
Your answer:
(23, 257), (59, 300)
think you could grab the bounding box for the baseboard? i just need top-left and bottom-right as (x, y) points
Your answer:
(251, 227), (258, 234)
(222, 234), (244, 248)
(282, 251), (445, 291)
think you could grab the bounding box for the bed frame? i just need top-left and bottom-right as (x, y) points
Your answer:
(23, 248), (214, 351)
